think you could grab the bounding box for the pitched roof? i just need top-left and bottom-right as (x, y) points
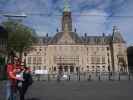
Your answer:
(49, 32), (82, 44)
(112, 31), (125, 43)
(35, 32), (125, 45)
(81, 35), (112, 45)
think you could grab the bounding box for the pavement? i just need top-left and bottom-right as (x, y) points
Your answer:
(1, 80), (133, 100)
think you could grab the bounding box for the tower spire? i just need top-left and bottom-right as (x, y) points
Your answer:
(62, 0), (72, 32)
(64, 0), (70, 12)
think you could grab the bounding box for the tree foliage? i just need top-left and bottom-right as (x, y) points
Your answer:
(2, 20), (37, 58)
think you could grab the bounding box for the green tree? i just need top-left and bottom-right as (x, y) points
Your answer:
(2, 20), (37, 59)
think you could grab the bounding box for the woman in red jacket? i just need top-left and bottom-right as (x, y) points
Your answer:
(6, 57), (24, 100)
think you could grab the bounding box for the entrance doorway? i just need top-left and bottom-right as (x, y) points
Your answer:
(57, 63), (75, 73)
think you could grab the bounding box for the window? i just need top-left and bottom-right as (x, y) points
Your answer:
(91, 56), (96, 64)
(39, 48), (42, 51)
(97, 56), (100, 64)
(91, 56), (101, 64)
(44, 58), (46, 63)
(0, 39), (6, 48)
(49, 68), (51, 71)
(87, 47), (88, 51)
(64, 66), (68, 72)
(92, 66), (95, 71)
(87, 66), (89, 71)
(76, 67), (79, 72)
(70, 66), (74, 72)
(54, 67), (56, 71)
(38, 57), (42, 64)
(44, 66), (46, 70)
(102, 56), (105, 64)
(28, 57), (32, 64)
(107, 47), (109, 51)
(102, 66), (105, 71)
(96, 66), (100, 71)
(81, 68), (84, 71)
(33, 66), (35, 71)
(33, 57), (37, 64)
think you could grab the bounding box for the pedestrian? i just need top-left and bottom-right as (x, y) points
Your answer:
(17, 66), (33, 100)
(6, 57), (24, 100)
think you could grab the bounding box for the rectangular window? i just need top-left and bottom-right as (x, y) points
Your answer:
(28, 57), (31, 64)
(92, 66), (95, 71)
(38, 57), (42, 64)
(97, 56), (100, 64)
(91, 56), (96, 64)
(33, 57), (37, 64)
(102, 56), (105, 64)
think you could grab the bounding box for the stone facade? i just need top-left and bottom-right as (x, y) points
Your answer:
(23, 1), (128, 73)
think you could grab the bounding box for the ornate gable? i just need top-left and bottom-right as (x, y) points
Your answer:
(57, 32), (75, 44)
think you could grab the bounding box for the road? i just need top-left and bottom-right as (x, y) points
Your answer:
(0, 80), (133, 100)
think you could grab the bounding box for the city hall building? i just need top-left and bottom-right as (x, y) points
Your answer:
(24, 1), (128, 73)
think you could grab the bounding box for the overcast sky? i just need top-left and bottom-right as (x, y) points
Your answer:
(0, 0), (133, 45)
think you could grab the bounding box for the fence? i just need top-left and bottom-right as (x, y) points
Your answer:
(32, 71), (133, 81)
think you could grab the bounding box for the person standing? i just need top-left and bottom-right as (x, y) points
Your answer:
(18, 66), (33, 100)
(6, 57), (24, 100)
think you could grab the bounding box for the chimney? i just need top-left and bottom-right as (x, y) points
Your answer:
(84, 33), (87, 37)
(74, 28), (77, 32)
(46, 33), (48, 37)
(56, 28), (59, 32)
(102, 33), (105, 37)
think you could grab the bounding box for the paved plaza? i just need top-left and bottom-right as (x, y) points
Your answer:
(0, 80), (133, 100)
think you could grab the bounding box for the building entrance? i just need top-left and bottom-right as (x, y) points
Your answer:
(57, 63), (75, 73)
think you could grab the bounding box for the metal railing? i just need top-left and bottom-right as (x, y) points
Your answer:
(31, 71), (133, 81)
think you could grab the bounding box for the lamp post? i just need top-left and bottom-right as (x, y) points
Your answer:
(117, 55), (121, 81)
(78, 65), (81, 81)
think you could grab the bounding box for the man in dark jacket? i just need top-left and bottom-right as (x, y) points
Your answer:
(17, 66), (33, 100)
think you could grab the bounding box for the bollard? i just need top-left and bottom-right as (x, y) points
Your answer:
(128, 72), (131, 80)
(37, 74), (40, 81)
(118, 72), (120, 81)
(57, 74), (60, 82)
(48, 74), (50, 81)
(78, 73), (80, 81)
(108, 72), (111, 80)
(68, 74), (70, 81)
(84, 72), (86, 80)
(77, 73), (78, 80)
(88, 74), (91, 81)
(98, 73), (101, 81)
(111, 72), (114, 81)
